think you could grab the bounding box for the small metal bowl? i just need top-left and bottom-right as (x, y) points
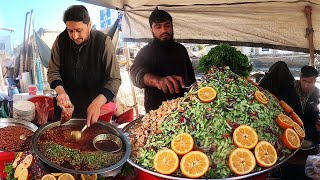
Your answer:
(93, 134), (123, 153)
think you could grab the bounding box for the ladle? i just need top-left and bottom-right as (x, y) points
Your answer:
(70, 125), (87, 141)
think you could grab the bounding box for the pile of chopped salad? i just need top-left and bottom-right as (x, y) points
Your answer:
(128, 66), (292, 179)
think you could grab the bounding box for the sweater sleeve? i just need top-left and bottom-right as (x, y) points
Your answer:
(47, 37), (64, 89)
(101, 37), (121, 102)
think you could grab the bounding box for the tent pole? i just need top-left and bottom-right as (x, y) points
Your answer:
(304, 6), (315, 66)
(124, 42), (139, 117)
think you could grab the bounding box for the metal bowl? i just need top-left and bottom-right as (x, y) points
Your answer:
(123, 118), (301, 180)
(32, 119), (131, 176)
(93, 134), (123, 153)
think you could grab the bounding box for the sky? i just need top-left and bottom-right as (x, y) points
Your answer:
(0, 0), (105, 47)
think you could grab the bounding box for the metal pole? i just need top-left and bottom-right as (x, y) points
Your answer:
(25, 9), (33, 73)
(304, 6), (315, 66)
(21, 12), (30, 73)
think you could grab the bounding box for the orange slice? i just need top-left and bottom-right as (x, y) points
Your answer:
(197, 87), (217, 103)
(171, 133), (194, 155)
(153, 149), (179, 175)
(180, 151), (210, 178)
(292, 122), (305, 139)
(282, 128), (300, 149)
(279, 100), (293, 114)
(254, 91), (268, 105)
(14, 163), (25, 179)
(276, 114), (294, 129)
(57, 173), (75, 180)
(233, 125), (258, 149)
(80, 174), (97, 180)
(22, 154), (34, 169)
(41, 174), (57, 180)
(254, 141), (278, 168)
(289, 111), (304, 127)
(17, 168), (29, 180)
(13, 152), (24, 169)
(228, 148), (256, 175)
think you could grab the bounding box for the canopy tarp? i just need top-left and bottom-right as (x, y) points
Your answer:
(80, 0), (320, 53)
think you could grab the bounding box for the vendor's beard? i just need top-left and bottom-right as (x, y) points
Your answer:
(153, 32), (174, 47)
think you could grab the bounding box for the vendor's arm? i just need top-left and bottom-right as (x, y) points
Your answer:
(47, 38), (71, 107)
(86, 37), (121, 127)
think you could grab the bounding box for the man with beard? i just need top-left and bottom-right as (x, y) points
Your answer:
(130, 9), (196, 112)
(48, 5), (121, 127)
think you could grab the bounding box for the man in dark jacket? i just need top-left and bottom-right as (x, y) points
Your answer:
(47, 5), (121, 127)
(130, 9), (196, 113)
(281, 65), (320, 146)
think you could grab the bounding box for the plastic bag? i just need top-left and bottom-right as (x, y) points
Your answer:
(305, 154), (320, 180)
(34, 98), (50, 125)
(60, 103), (74, 124)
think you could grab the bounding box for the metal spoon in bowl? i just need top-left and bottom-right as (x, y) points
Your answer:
(70, 125), (87, 141)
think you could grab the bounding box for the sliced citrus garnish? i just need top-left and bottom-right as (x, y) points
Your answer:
(276, 114), (294, 129)
(41, 174), (57, 180)
(292, 122), (305, 139)
(180, 151), (209, 178)
(254, 141), (278, 168)
(80, 174), (97, 180)
(171, 133), (194, 155)
(17, 168), (29, 180)
(197, 87), (217, 103)
(289, 111), (304, 126)
(228, 148), (256, 175)
(153, 149), (179, 175)
(254, 91), (268, 105)
(14, 163), (25, 179)
(13, 152), (24, 169)
(57, 173), (75, 180)
(279, 100), (293, 114)
(22, 154), (34, 169)
(233, 125), (258, 149)
(282, 128), (300, 149)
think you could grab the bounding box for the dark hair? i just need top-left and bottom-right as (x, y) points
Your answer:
(63, 5), (90, 24)
(301, 65), (319, 77)
(149, 8), (172, 27)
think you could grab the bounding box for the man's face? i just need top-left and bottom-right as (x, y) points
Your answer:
(150, 20), (173, 42)
(300, 76), (317, 93)
(66, 21), (91, 45)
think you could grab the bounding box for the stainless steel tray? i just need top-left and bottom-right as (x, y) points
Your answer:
(123, 118), (301, 180)
(0, 118), (38, 132)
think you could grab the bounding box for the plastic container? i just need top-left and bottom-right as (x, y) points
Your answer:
(0, 152), (15, 178)
(99, 102), (117, 122)
(28, 85), (37, 95)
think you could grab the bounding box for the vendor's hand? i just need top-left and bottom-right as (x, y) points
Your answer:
(156, 75), (185, 94)
(56, 93), (71, 108)
(86, 95), (107, 127)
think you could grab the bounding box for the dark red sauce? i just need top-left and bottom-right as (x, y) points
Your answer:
(95, 140), (120, 152)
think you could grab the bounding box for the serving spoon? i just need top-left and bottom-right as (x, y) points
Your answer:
(70, 125), (88, 141)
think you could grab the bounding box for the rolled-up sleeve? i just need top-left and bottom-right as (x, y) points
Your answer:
(47, 37), (64, 89)
(102, 37), (121, 102)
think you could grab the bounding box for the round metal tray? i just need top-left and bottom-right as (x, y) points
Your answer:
(123, 118), (301, 180)
(0, 118), (38, 132)
(32, 119), (131, 176)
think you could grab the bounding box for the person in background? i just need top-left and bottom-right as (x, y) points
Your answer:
(281, 65), (320, 146)
(130, 8), (196, 113)
(47, 5), (121, 127)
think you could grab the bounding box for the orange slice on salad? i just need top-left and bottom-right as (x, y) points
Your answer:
(197, 87), (217, 103)
(180, 151), (210, 178)
(41, 174), (57, 180)
(22, 154), (34, 169)
(254, 91), (268, 105)
(153, 149), (179, 175)
(14, 163), (25, 179)
(80, 174), (97, 180)
(289, 111), (304, 127)
(18, 168), (29, 180)
(282, 128), (300, 149)
(228, 148), (256, 175)
(57, 173), (75, 180)
(233, 125), (258, 149)
(13, 152), (24, 169)
(171, 133), (194, 155)
(254, 141), (278, 168)
(292, 122), (305, 139)
(276, 114), (294, 129)
(279, 100), (293, 114)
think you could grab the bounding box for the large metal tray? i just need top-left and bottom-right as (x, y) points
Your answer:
(0, 118), (38, 132)
(32, 119), (131, 176)
(123, 118), (301, 180)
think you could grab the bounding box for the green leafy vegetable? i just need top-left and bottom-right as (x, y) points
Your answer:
(198, 43), (252, 77)
(4, 164), (14, 180)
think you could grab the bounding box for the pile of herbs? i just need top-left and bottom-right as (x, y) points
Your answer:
(198, 43), (252, 77)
